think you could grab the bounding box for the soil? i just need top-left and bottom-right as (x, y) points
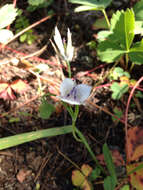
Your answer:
(0, 0), (143, 190)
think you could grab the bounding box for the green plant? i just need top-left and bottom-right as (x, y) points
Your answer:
(27, 0), (53, 13)
(15, 10), (36, 44)
(0, 4), (18, 43)
(97, 8), (143, 69)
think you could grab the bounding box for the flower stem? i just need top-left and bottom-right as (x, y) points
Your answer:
(66, 60), (71, 78)
(102, 9), (110, 29)
(75, 127), (106, 174)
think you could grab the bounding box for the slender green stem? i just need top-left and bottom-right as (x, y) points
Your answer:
(102, 9), (110, 29)
(66, 60), (72, 78)
(125, 53), (129, 69)
(75, 127), (106, 175)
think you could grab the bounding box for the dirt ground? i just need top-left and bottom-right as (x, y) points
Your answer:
(0, 0), (143, 189)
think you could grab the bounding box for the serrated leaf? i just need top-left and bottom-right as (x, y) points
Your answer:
(0, 4), (18, 29)
(28, 0), (46, 6)
(39, 101), (55, 119)
(69, 0), (112, 9)
(129, 40), (143, 65)
(97, 30), (112, 42)
(110, 82), (129, 100)
(110, 9), (135, 50)
(133, 0), (143, 21)
(97, 40), (125, 63)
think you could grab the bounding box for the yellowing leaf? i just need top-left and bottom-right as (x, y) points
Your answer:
(72, 170), (85, 187)
(127, 162), (143, 190)
(11, 79), (29, 94)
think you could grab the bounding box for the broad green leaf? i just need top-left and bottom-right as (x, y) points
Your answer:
(0, 125), (73, 150)
(0, 4), (18, 29)
(111, 82), (129, 100)
(104, 176), (116, 190)
(133, 0), (143, 21)
(39, 101), (55, 119)
(110, 9), (135, 50)
(69, 0), (112, 9)
(103, 143), (117, 186)
(129, 39), (143, 65)
(97, 30), (112, 42)
(97, 40), (125, 63)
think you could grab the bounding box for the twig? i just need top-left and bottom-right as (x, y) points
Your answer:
(3, 15), (54, 47)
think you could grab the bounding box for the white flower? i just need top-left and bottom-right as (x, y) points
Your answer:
(53, 27), (74, 61)
(58, 78), (92, 105)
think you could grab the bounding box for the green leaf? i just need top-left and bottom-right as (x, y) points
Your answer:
(39, 101), (55, 119)
(9, 117), (20, 123)
(0, 125), (73, 150)
(89, 167), (101, 181)
(133, 0), (143, 21)
(104, 176), (116, 190)
(75, 5), (100, 12)
(120, 185), (130, 190)
(112, 107), (123, 122)
(97, 40), (125, 63)
(97, 30), (112, 42)
(129, 39), (143, 65)
(103, 143), (117, 186)
(110, 9), (135, 50)
(0, 4), (18, 29)
(20, 33), (27, 42)
(69, 0), (112, 9)
(28, 0), (46, 6)
(110, 82), (129, 100)
(135, 91), (143, 98)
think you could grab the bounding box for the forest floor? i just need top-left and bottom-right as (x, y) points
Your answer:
(0, 0), (142, 189)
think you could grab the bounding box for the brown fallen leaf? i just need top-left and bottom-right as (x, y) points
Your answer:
(16, 168), (32, 183)
(0, 79), (29, 100)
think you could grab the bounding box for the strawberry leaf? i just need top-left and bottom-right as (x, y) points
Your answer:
(11, 79), (29, 94)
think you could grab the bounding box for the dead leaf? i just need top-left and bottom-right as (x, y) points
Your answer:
(127, 162), (143, 190)
(126, 126), (143, 162)
(0, 82), (16, 100)
(16, 168), (32, 183)
(0, 80), (29, 100)
(72, 164), (93, 190)
(11, 79), (29, 93)
(96, 149), (125, 166)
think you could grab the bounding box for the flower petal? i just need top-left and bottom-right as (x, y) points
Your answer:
(60, 78), (76, 97)
(75, 84), (92, 103)
(54, 26), (65, 58)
